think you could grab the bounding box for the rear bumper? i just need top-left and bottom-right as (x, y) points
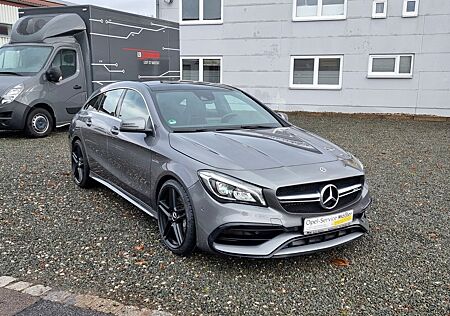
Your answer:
(0, 101), (29, 130)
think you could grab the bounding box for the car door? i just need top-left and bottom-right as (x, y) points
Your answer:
(107, 89), (153, 205)
(81, 89), (125, 180)
(45, 47), (87, 125)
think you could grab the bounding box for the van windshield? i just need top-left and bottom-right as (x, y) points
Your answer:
(0, 45), (52, 76)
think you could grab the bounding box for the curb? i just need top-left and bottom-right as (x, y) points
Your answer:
(0, 276), (172, 316)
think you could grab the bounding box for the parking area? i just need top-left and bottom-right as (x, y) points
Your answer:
(0, 114), (449, 315)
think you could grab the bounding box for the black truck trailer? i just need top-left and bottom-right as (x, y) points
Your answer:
(0, 5), (179, 136)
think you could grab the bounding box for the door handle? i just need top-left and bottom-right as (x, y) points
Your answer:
(85, 117), (92, 127)
(110, 126), (120, 135)
(73, 85), (82, 90)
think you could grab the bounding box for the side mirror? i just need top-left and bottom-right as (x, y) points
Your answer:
(46, 67), (62, 83)
(275, 111), (289, 122)
(120, 117), (153, 134)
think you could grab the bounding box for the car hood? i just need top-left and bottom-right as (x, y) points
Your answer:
(169, 127), (351, 171)
(0, 75), (29, 94)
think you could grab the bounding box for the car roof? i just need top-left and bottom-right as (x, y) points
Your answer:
(144, 81), (236, 92)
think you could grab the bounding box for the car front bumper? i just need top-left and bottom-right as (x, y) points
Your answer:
(188, 181), (371, 258)
(0, 101), (29, 130)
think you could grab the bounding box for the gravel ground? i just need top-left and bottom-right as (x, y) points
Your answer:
(0, 115), (449, 315)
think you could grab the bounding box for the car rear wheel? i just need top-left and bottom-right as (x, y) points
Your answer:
(71, 140), (92, 188)
(157, 180), (196, 256)
(25, 108), (53, 138)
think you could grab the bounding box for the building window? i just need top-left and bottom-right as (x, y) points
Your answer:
(372, 0), (387, 18)
(181, 0), (222, 24)
(402, 0), (418, 17)
(181, 57), (222, 83)
(290, 55), (343, 89)
(0, 24), (11, 36)
(293, 0), (347, 21)
(368, 54), (414, 78)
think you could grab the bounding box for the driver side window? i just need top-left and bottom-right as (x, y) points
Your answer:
(119, 90), (149, 120)
(51, 49), (77, 80)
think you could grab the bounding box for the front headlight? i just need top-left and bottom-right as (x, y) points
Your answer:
(343, 153), (364, 171)
(1, 84), (24, 104)
(198, 170), (267, 206)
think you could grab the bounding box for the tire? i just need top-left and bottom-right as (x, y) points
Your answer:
(71, 139), (92, 188)
(25, 108), (54, 138)
(157, 180), (196, 256)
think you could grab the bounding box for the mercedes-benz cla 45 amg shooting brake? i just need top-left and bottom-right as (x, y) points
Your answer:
(69, 81), (371, 258)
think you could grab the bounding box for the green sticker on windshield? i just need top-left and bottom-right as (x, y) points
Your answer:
(168, 119), (177, 125)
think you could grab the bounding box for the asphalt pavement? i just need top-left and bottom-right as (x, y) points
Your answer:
(0, 114), (449, 315)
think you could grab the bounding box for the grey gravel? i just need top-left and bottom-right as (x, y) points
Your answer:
(0, 115), (449, 315)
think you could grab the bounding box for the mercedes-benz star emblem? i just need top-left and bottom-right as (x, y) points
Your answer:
(320, 184), (339, 210)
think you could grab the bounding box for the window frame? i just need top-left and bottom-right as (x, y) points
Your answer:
(49, 48), (79, 83)
(180, 0), (223, 25)
(372, 0), (387, 19)
(368, 54), (414, 79)
(402, 0), (419, 17)
(98, 88), (126, 117)
(180, 56), (223, 83)
(292, 0), (348, 22)
(289, 55), (343, 90)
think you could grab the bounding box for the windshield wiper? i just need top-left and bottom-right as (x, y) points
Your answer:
(239, 125), (276, 130)
(172, 128), (211, 133)
(0, 71), (23, 76)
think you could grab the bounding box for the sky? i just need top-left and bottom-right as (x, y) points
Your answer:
(67, 0), (157, 17)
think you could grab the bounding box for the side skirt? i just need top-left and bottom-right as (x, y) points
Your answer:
(90, 174), (157, 219)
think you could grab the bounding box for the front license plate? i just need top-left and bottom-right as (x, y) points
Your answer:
(303, 210), (354, 235)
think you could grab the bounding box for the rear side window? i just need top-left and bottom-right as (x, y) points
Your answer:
(119, 90), (149, 120)
(51, 49), (77, 80)
(84, 94), (102, 111)
(98, 89), (124, 116)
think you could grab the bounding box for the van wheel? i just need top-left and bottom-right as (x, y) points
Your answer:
(25, 108), (53, 138)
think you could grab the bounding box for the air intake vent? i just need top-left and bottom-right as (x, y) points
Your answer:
(17, 16), (53, 35)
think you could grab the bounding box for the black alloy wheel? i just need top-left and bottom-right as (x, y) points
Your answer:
(71, 140), (91, 188)
(157, 180), (196, 256)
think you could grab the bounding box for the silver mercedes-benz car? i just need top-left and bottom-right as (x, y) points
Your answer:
(69, 81), (371, 258)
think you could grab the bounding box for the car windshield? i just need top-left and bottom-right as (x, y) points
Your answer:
(0, 45), (53, 76)
(153, 88), (282, 132)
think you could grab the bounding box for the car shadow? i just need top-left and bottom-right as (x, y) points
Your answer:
(0, 126), (69, 139)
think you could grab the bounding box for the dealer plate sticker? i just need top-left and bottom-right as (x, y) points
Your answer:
(304, 210), (353, 235)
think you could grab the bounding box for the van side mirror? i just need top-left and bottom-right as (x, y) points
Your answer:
(275, 111), (289, 122)
(46, 67), (62, 83)
(120, 117), (153, 134)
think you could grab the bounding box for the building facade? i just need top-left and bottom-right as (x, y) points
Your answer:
(159, 0), (450, 116)
(0, 0), (64, 45)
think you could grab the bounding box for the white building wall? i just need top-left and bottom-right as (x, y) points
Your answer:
(159, 0), (450, 117)
(0, 4), (19, 46)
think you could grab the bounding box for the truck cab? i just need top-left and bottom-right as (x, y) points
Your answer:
(0, 14), (88, 137)
(0, 6), (180, 137)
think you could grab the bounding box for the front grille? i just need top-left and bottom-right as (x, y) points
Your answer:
(214, 226), (285, 246)
(277, 176), (364, 214)
(282, 226), (366, 249)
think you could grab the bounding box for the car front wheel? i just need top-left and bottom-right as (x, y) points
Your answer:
(157, 180), (196, 256)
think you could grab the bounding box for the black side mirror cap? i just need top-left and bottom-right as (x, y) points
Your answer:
(46, 67), (62, 83)
(120, 117), (153, 134)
